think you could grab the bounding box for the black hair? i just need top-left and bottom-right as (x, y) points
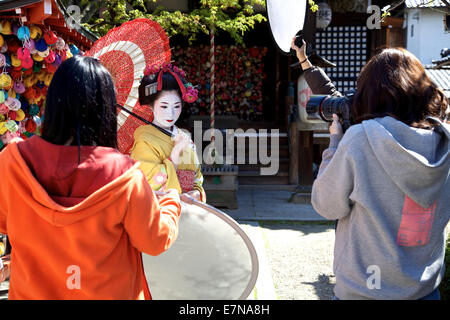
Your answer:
(41, 55), (117, 148)
(138, 72), (186, 107)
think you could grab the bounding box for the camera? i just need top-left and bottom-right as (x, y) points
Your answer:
(305, 90), (355, 132)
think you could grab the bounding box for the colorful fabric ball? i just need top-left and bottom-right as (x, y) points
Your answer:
(0, 21), (12, 35)
(1, 131), (20, 144)
(17, 26), (30, 41)
(37, 48), (50, 58)
(10, 53), (21, 67)
(5, 119), (18, 132)
(46, 63), (57, 73)
(15, 109), (25, 121)
(24, 38), (36, 53)
(0, 121), (6, 134)
(5, 97), (21, 111)
(35, 38), (48, 52)
(6, 38), (20, 53)
(7, 110), (16, 120)
(17, 47), (31, 61)
(44, 50), (55, 63)
(44, 31), (58, 45)
(0, 42), (7, 53)
(55, 37), (65, 51)
(22, 57), (33, 69)
(32, 53), (44, 62)
(25, 118), (37, 133)
(30, 26), (42, 39)
(29, 104), (39, 116)
(69, 44), (79, 56)
(0, 102), (7, 113)
(33, 115), (41, 126)
(53, 53), (61, 67)
(32, 61), (42, 73)
(44, 73), (53, 86)
(7, 89), (15, 99)
(0, 73), (12, 89)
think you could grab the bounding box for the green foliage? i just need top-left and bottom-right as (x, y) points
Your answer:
(63, 0), (268, 45)
(308, 0), (319, 12)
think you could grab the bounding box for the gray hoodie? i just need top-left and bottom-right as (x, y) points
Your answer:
(312, 116), (449, 300)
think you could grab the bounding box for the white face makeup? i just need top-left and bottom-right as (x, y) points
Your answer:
(152, 90), (182, 131)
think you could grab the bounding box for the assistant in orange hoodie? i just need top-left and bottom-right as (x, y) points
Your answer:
(0, 135), (181, 300)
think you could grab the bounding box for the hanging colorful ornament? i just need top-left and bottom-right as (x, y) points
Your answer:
(17, 47), (31, 61)
(25, 38), (37, 54)
(33, 115), (41, 127)
(37, 48), (50, 58)
(25, 118), (37, 133)
(0, 21), (12, 35)
(0, 42), (7, 53)
(10, 53), (21, 67)
(32, 53), (44, 62)
(35, 38), (48, 52)
(0, 73), (12, 90)
(29, 104), (39, 116)
(0, 121), (6, 134)
(29, 25), (42, 39)
(55, 37), (65, 51)
(44, 30), (58, 45)
(17, 26), (30, 42)
(44, 50), (56, 64)
(5, 119), (18, 132)
(69, 44), (79, 56)
(5, 97), (21, 111)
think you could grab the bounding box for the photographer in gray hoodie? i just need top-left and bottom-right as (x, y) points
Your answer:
(292, 39), (449, 300)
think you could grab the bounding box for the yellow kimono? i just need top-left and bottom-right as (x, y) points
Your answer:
(131, 124), (206, 202)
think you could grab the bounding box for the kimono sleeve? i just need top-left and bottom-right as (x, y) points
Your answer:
(131, 139), (182, 194)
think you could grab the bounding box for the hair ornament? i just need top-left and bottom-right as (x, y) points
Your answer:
(143, 63), (198, 103)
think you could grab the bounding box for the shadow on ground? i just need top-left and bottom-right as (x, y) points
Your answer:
(302, 273), (335, 300)
(258, 221), (336, 236)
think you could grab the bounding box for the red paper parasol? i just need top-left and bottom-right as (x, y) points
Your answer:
(86, 19), (171, 154)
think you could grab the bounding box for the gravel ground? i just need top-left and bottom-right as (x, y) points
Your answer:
(259, 222), (336, 300)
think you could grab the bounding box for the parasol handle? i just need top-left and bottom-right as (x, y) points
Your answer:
(117, 104), (174, 138)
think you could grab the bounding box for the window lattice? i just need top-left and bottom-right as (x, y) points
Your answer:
(315, 25), (368, 94)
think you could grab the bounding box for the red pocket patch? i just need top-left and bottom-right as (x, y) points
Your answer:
(396, 196), (436, 247)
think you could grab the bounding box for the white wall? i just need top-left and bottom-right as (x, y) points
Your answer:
(406, 8), (450, 65)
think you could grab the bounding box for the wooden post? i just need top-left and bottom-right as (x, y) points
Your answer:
(289, 121), (299, 185)
(286, 81), (298, 185)
(298, 131), (314, 186)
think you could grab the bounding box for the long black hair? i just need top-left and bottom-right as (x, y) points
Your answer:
(41, 56), (117, 148)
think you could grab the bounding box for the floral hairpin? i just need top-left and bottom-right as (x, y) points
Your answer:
(143, 63), (198, 103)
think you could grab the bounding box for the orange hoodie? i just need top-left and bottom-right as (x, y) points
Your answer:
(0, 136), (181, 300)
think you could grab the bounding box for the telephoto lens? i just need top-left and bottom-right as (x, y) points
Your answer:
(306, 93), (354, 131)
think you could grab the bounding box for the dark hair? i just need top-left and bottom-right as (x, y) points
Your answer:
(353, 48), (449, 129)
(41, 56), (117, 148)
(138, 72), (186, 107)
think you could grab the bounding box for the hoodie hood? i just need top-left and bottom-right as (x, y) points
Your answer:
(4, 137), (137, 227)
(362, 116), (449, 208)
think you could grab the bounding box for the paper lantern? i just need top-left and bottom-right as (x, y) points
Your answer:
(316, 2), (332, 29)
